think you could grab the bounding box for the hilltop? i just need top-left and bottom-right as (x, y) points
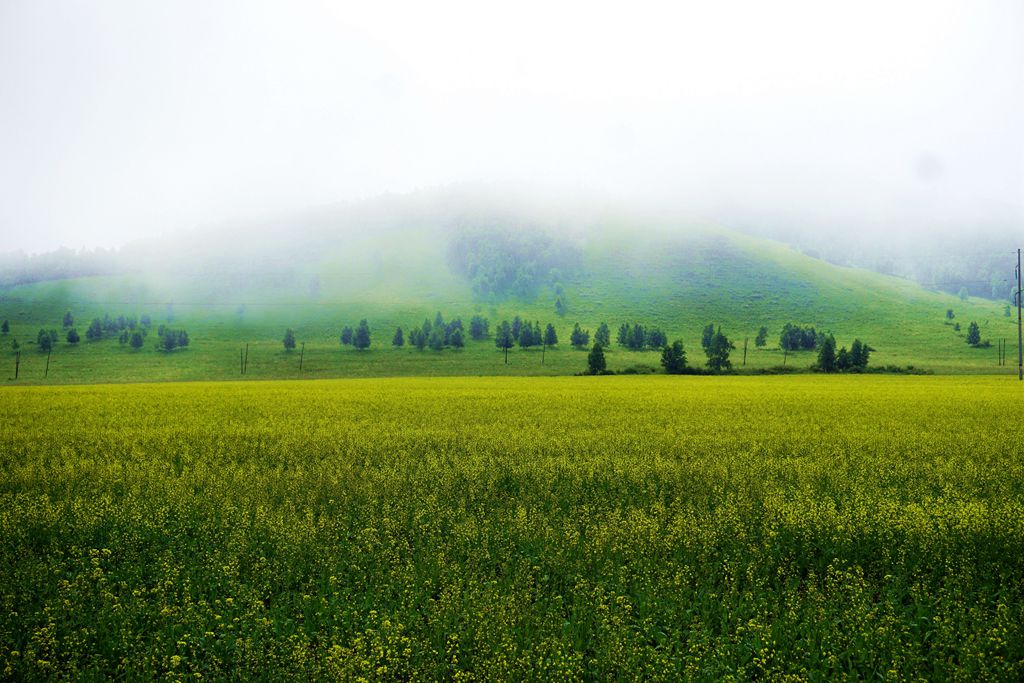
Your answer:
(0, 190), (1014, 383)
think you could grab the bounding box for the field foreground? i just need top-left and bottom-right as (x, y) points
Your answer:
(1, 375), (1023, 680)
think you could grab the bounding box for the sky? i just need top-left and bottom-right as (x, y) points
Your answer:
(1, 0), (1022, 253)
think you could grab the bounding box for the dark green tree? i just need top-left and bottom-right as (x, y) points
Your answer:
(410, 328), (427, 350)
(570, 323), (590, 348)
(817, 334), (837, 372)
(392, 327), (404, 347)
(1, 319), (8, 335)
(755, 326), (768, 347)
(66, 328), (80, 344)
(617, 323), (630, 346)
(544, 323), (558, 347)
(966, 321), (981, 346)
(946, 308), (954, 320)
(595, 322), (610, 347)
(660, 340), (688, 374)
(587, 342), (606, 374)
(434, 311), (445, 329)
(511, 316), (523, 341)
(836, 346), (851, 371)
(37, 329), (53, 353)
(555, 297), (566, 316)
(701, 323), (716, 351)
(449, 328), (465, 348)
(86, 318), (103, 341)
(353, 319), (371, 350)
(63, 311), (73, 328)
(469, 315), (489, 340)
(283, 328), (296, 351)
(705, 327), (734, 372)
(129, 331), (144, 349)
(340, 326), (354, 345)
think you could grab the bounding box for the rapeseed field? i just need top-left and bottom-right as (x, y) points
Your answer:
(1, 375), (1022, 680)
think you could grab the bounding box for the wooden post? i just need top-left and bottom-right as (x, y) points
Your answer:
(299, 342), (305, 374)
(240, 348), (244, 374)
(783, 347), (787, 366)
(14, 351), (20, 379)
(743, 338), (748, 366)
(504, 342), (508, 365)
(244, 344), (249, 374)
(542, 342), (546, 365)
(44, 347), (51, 378)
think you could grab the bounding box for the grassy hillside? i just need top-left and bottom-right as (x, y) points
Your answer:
(0, 206), (1015, 384)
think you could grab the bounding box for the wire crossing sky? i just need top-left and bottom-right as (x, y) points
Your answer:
(1, 0), (1022, 253)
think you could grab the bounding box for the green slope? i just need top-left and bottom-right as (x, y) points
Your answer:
(0, 212), (1014, 384)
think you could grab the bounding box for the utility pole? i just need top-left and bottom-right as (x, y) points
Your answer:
(240, 348), (244, 374)
(1017, 248), (1022, 380)
(44, 347), (51, 378)
(14, 351), (20, 380)
(299, 342), (305, 374)
(743, 338), (748, 366)
(542, 342), (546, 365)
(244, 344), (249, 375)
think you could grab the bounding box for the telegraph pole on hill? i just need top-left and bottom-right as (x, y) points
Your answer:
(1017, 249), (1022, 380)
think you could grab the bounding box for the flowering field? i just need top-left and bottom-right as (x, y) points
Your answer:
(1, 375), (1022, 680)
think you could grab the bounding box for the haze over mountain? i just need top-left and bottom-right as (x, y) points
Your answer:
(1, 0), (1021, 257)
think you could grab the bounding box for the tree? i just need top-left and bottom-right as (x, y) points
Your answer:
(0, 319), (7, 335)
(849, 339), (870, 370)
(587, 342), (606, 374)
(946, 308), (955, 320)
(353, 319), (371, 350)
(283, 328), (296, 351)
(495, 320), (514, 361)
(836, 346), (851, 371)
(469, 315), (489, 340)
(701, 323), (715, 351)
(141, 315), (151, 328)
(119, 330), (129, 345)
(1005, 304), (1012, 317)
(511, 316), (523, 341)
(595, 322), (610, 347)
(66, 328), (80, 344)
(409, 328), (426, 350)
(958, 287), (969, 302)
(37, 329), (53, 353)
(86, 318), (103, 341)
(954, 322), (961, 332)
(544, 323), (558, 347)
(129, 331), (144, 349)
(518, 322), (536, 349)
(646, 328), (667, 349)
(755, 326), (768, 347)
(392, 327), (405, 347)
(705, 327), (734, 372)
(449, 328), (465, 348)
(434, 311), (445, 329)
(816, 334), (836, 372)
(617, 323), (630, 346)
(570, 323), (590, 348)
(555, 297), (566, 316)
(661, 340), (688, 374)
(966, 321), (981, 346)
(340, 326), (354, 345)
(63, 311), (73, 328)
(428, 325), (446, 351)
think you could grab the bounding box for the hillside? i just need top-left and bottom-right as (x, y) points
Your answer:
(0, 194), (1015, 383)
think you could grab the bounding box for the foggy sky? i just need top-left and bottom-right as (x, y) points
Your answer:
(1, 0), (1022, 254)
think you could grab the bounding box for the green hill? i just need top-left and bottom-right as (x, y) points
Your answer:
(0, 194), (1015, 384)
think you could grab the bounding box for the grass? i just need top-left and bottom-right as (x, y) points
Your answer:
(1, 375), (1022, 679)
(0, 227), (1016, 384)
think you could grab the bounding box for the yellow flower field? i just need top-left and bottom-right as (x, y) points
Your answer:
(1, 375), (1022, 680)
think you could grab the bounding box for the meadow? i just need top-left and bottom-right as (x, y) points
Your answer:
(1, 375), (1022, 680)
